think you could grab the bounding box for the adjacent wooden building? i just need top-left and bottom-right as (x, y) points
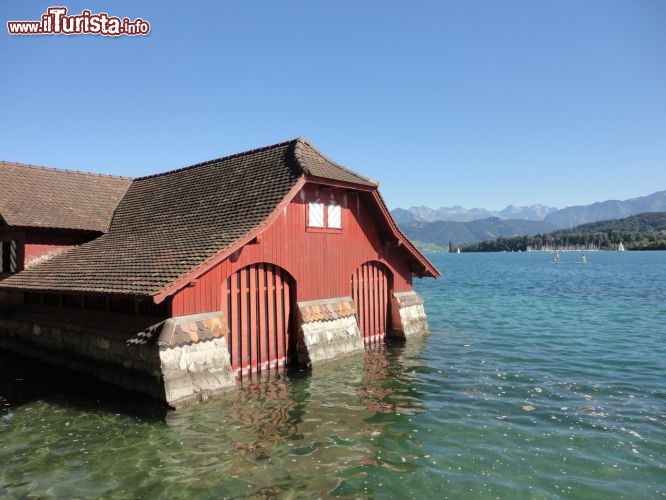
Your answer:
(0, 138), (439, 407)
(0, 162), (131, 280)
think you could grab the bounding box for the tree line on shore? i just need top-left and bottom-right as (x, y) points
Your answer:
(456, 212), (666, 252)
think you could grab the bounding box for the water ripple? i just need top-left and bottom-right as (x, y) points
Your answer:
(1, 252), (665, 498)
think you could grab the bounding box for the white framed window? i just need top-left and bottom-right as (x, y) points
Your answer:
(308, 200), (325, 228)
(306, 192), (343, 231)
(327, 202), (341, 229)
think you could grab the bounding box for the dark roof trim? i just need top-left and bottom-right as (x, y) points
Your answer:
(1, 225), (103, 235)
(302, 175), (378, 191)
(0, 160), (131, 181)
(152, 177), (308, 304)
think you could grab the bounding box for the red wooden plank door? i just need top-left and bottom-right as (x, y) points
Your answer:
(223, 263), (295, 378)
(351, 261), (392, 346)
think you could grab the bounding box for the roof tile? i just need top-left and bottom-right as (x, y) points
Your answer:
(0, 162), (131, 231)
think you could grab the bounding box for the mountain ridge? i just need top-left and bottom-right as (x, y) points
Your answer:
(401, 217), (556, 249)
(394, 190), (666, 249)
(543, 190), (666, 228)
(393, 204), (557, 224)
(394, 190), (666, 229)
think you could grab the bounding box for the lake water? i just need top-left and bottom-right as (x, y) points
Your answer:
(1, 251), (665, 499)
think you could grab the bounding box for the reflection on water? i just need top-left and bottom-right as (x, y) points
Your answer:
(158, 340), (432, 498)
(0, 339), (434, 498)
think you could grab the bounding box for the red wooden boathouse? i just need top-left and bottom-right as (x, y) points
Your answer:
(0, 138), (439, 406)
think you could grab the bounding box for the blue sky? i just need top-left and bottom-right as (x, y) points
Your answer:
(2, 1), (665, 211)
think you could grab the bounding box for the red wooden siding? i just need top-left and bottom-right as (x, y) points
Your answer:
(223, 263), (294, 378)
(171, 185), (415, 317)
(351, 261), (391, 345)
(0, 229), (96, 275)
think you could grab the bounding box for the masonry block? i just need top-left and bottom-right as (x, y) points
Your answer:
(296, 297), (363, 366)
(393, 291), (429, 337)
(156, 312), (235, 406)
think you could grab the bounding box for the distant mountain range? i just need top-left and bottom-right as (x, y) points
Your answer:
(398, 217), (557, 249)
(542, 191), (666, 229)
(393, 204), (557, 224)
(394, 190), (666, 249)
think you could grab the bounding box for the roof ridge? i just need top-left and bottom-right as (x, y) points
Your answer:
(135, 138), (302, 181)
(292, 138), (377, 186)
(291, 137), (312, 175)
(0, 160), (132, 180)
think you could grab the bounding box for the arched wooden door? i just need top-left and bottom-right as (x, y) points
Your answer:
(351, 261), (392, 346)
(222, 263), (295, 378)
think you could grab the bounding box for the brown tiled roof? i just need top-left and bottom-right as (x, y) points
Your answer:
(0, 162), (131, 232)
(0, 138), (381, 297)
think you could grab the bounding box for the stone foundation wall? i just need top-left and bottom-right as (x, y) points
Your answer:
(393, 291), (429, 337)
(0, 291), (431, 407)
(0, 305), (236, 408)
(156, 313), (235, 407)
(296, 297), (363, 366)
(0, 304), (166, 399)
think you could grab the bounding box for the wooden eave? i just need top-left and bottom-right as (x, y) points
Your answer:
(302, 175), (378, 192)
(367, 190), (440, 278)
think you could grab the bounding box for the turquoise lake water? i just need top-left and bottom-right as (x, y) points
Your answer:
(1, 251), (665, 499)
